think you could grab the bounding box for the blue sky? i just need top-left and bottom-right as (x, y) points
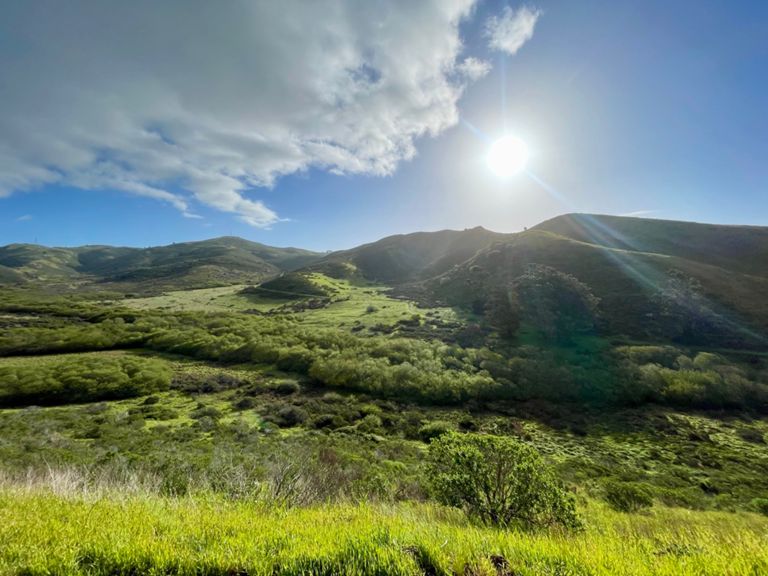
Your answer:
(1, 1), (766, 250)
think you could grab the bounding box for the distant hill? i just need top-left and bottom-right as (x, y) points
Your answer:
(311, 226), (509, 283)
(4, 214), (768, 346)
(0, 237), (322, 291)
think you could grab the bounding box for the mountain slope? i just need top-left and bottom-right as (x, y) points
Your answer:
(0, 237), (322, 290)
(535, 213), (768, 278)
(426, 225), (768, 346)
(312, 226), (509, 283)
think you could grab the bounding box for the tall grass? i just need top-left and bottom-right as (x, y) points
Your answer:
(0, 477), (766, 575)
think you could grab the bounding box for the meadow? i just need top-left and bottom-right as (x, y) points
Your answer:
(1, 485), (766, 576)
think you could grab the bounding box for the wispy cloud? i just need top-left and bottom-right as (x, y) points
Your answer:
(0, 0), (484, 228)
(456, 57), (492, 81)
(16, 214), (33, 222)
(485, 5), (542, 55)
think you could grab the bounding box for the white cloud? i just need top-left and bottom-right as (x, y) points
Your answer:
(16, 214), (33, 222)
(485, 5), (542, 55)
(457, 57), (492, 81)
(0, 0), (481, 227)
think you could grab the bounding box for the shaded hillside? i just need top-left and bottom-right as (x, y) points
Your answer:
(313, 226), (509, 283)
(426, 228), (768, 347)
(0, 237), (322, 290)
(536, 214), (768, 278)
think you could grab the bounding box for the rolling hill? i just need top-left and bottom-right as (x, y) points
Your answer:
(0, 237), (322, 291)
(535, 213), (768, 278)
(3, 214), (768, 347)
(424, 229), (768, 344)
(273, 213), (768, 347)
(310, 226), (509, 283)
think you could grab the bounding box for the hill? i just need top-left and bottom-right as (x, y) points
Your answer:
(311, 226), (509, 283)
(535, 213), (768, 278)
(424, 230), (768, 342)
(3, 214), (768, 345)
(0, 237), (322, 291)
(423, 218), (768, 347)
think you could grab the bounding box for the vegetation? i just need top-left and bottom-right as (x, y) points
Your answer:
(0, 353), (171, 407)
(2, 215), (768, 574)
(603, 480), (654, 513)
(1, 487), (767, 576)
(428, 432), (580, 529)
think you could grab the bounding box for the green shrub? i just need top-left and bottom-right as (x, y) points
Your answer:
(274, 380), (301, 396)
(603, 481), (654, 513)
(234, 397), (256, 410)
(312, 413), (345, 429)
(418, 420), (454, 442)
(751, 498), (768, 516)
(276, 406), (308, 427)
(358, 414), (383, 433)
(0, 355), (171, 407)
(427, 432), (580, 530)
(191, 405), (222, 420)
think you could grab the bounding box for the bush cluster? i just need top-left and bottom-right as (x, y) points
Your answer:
(0, 355), (171, 407)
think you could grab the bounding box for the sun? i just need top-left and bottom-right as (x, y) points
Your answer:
(486, 135), (530, 178)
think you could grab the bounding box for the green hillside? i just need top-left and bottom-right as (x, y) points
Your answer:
(424, 229), (768, 346)
(535, 213), (768, 278)
(313, 226), (508, 283)
(0, 237), (322, 291)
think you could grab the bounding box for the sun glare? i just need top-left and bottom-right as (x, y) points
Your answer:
(486, 135), (529, 178)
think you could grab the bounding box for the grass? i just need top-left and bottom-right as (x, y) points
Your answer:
(123, 285), (272, 312)
(0, 488), (766, 576)
(122, 273), (462, 335)
(293, 274), (460, 332)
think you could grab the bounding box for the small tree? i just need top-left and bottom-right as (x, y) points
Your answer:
(513, 264), (599, 343)
(427, 432), (580, 530)
(653, 270), (725, 344)
(485, 285), (521, 338)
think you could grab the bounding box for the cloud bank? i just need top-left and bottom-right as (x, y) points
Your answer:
(486, 5), (542, 55)
(0, 0), (482, 227)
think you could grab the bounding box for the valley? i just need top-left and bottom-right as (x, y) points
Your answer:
(1, 214), (767, 575)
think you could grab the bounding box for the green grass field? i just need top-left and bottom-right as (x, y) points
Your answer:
(123, 273), (461, 334)
(1, 489), (766, 576)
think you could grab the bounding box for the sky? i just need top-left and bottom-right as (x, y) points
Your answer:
(1, 0), (766, 251)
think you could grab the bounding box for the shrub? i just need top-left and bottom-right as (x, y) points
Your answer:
(603, 481), (654, 512)
(276, 406), (308, 427)
(751, 498), (768, 516)
(234, 397), (256, 410)
(312, 413), (345, 429)
(358, 414), (383, 433)
(427, 432), (580, 530)
(191, 405), (222, 421)
(0, 355), (171, 407)
(418, 420), (454, 442)
(274, 380), (301, 396)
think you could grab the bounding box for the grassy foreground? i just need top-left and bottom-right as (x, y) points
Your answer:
(1, 490), (766, 576)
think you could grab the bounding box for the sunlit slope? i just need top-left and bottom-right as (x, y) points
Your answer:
(536, 213), (768, 278)
(0, 237), (322, 289)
